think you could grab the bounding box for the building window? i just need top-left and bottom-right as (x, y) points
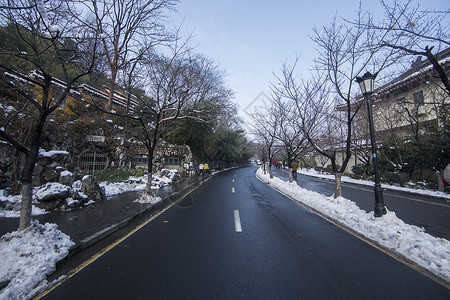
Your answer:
(131, 154), (148, 167)
(413, 90), (424, 106)
(78, 149), (109, 175)
(165, 156), (182, 166)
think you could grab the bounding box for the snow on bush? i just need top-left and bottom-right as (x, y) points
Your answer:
(256, 168), (450, 283)
(0, 221), (74, 299)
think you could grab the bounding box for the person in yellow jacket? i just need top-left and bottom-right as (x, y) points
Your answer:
(203, 163), (209, 175)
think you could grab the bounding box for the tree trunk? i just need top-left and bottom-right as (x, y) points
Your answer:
(19, 146), (39, 230)
(145, 146), (155, 194)
(269, 164), (273, 178)
(19, 181), (33, 230)
(19, 112), (46, 230)
(288, 168), (293, 183)
(334, 172), (343, 198)
(107, 73), (117, 111)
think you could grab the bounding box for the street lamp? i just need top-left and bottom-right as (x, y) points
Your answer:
(356, 71), (387, 217)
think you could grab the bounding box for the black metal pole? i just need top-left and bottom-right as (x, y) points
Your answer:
(365, 93), (387, 217)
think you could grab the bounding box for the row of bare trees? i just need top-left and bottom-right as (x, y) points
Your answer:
(0, 0), (236, 230)
(251, 0), (449, 198)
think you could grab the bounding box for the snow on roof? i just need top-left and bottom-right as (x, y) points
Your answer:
(376, 48), (450, 96)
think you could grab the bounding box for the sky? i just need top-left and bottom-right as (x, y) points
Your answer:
(171, 0), (450, 130)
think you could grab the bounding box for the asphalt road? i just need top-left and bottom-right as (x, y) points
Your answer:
(272, 168), (450, 240)
(42, 166), (449, 299)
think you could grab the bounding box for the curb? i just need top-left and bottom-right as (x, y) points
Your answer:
(256, 170), (450, 289)
(65, 176), (208, 258)
(275, 168), (450, 202)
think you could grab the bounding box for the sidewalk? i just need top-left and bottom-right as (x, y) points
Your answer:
(0, 175), (205, 256)
(269, 167), (450, 201)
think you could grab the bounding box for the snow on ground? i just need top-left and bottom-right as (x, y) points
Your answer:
(100, 169), (180, 196)
(0, 169), (181, 299)
(0, 169), (181, 218)
(0, 192), (47, 218)
(0, 221), (74, 300)
(296, 168), (450, 200)
(256, 168), (450, 284)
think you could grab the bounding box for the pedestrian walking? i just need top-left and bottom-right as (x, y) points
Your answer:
(204, 163), (209, 175)
(199, 163), (204, 175)
(291, 160), (299, 180)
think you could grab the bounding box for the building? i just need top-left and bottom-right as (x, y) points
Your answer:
(316, 48), (450, 177)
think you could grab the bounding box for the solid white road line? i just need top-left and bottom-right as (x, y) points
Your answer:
(234, 210), (242, 232)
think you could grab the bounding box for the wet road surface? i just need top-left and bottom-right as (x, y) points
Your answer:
(42, 166), (449, 299)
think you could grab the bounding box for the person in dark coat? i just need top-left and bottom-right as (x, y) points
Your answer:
(291, 160), (299, 180)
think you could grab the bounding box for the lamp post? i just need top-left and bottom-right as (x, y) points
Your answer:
(356, 72), (386, 217)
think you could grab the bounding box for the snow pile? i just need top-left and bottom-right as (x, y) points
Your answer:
(151, 169), (181, 189)
(135, 193), (162, 204)
(100, 176), (147, 196)
(0, 220), (74, 299)
(100, 169), (180, 195)
(0, 193), (47, 218)
(257, 168), (450, 283)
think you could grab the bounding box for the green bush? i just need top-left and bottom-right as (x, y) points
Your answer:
(324, 164), (341, 174)
(352, 164), (373, 176)
(94, 168), (146, 183)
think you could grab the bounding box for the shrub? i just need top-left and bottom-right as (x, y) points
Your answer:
(352, 164), (373, 176)
(94, 168), (145, 183)
(381, 171), (402, 185)
(324, 164), (341, 174)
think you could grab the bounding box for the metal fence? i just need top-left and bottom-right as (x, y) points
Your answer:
(78, 149), (109, 175)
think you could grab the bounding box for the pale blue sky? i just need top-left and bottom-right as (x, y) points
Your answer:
(172, 0), (449, 127)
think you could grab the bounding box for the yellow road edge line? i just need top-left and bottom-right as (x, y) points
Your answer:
(255, 172), (450, 289)
(34, 180), (209, 299)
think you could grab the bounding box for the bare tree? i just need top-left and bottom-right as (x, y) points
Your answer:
(273, 4), (401, 197)
(0, 0), (99, 230)
(365, 0), (450, 94)
(249, 100), (281, 178)
(355, 0), (450, 190)
(78, 0), (178, 111)
(128, 47), (229, 196)
(272, 58), (341, 191)
(269, 93), (309, 182)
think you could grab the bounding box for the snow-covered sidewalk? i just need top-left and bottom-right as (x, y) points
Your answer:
(256, 168), (450, 286)
(296, 167), (450, 200)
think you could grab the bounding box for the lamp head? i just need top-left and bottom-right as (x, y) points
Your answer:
(356, 71), (377, 96)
